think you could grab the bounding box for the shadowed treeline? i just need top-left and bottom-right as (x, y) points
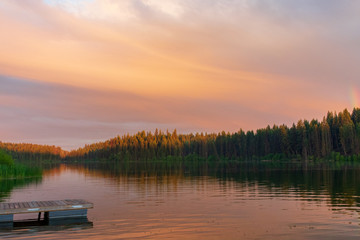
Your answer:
(67, 108), (360, 162)
(0, 143), (66, 162)
(1, 108), (360, 163)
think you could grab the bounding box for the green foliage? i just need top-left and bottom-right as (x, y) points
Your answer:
(261, 153), (286, 161)
(0, 143), (66, 162)
(64, 108), (360, 163)
(0, 149), (14, 166)
(0, 149), (42, 179)
(2, 108), (360, 164)
(0, 164), (42, 180)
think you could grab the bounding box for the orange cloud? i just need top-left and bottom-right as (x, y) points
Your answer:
(0, 1), (307, 98)
(0, 0), (358, 148)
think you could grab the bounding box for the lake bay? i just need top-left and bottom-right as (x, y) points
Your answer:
(0, 162), (359, 239)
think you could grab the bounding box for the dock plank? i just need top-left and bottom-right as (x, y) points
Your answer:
(55, 200), (66, 206)
(45, 201), (53, 207)
(65, 200), (75, 205)
(0, 199), (93, 215)
(32, 201), (40, 208)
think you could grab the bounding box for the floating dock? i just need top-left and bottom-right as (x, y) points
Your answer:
(0, 199), (93, 223)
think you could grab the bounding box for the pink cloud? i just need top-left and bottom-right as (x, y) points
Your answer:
(0, 0), (358, 149)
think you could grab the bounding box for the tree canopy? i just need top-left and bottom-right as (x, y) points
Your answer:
(1, 108), (360, 162)
(66, 108), (360, 162)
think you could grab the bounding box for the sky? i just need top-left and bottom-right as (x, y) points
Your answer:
(0, 0), (359, 150)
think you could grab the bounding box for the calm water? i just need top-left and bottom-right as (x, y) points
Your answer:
(1, 162), (360, 239)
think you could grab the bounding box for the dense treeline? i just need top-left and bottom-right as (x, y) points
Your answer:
(67, 108), (360, 162)
(0, 142), (66, 161)
(1, 108), (359, 162)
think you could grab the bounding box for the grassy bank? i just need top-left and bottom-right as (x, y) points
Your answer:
(0, 149), (42, 179)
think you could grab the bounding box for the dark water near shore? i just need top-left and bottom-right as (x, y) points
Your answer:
(1, 161), (360, 239)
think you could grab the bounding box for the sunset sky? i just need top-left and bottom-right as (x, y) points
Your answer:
(1, 0), (359, 150)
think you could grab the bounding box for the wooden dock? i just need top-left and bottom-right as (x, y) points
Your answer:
(0, 199), (93, 223)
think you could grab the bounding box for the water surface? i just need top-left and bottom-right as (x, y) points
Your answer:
(0, 162), (360, 239)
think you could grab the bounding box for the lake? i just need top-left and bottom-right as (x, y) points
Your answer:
(0, 161), (360, 239)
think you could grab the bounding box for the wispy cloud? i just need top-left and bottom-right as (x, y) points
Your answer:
(0, 0), (358, 149)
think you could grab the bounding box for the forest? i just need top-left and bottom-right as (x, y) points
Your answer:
(0, 142), (66, 162)
(1, 108), (360, 162)
(66, 108), (360, 162)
